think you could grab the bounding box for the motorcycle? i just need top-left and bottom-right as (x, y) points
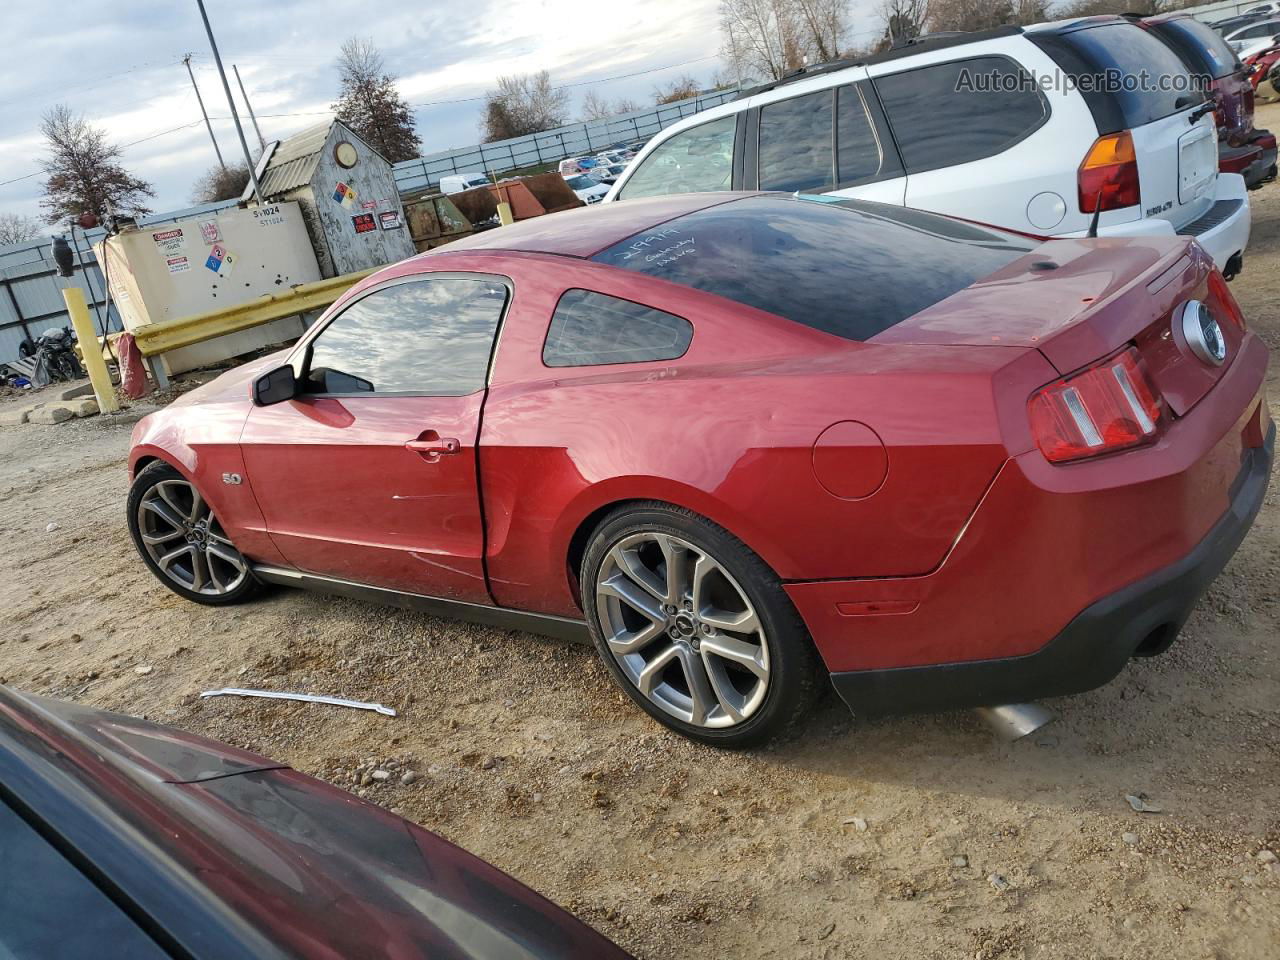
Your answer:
(19, 327), (85, 387)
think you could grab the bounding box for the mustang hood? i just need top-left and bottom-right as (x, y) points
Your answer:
(168, 346), (293, 409)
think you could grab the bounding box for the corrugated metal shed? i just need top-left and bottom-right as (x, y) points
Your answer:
(255, 121), (334, 198)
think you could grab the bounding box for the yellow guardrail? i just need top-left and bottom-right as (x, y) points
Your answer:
(131, 268), (377, 357)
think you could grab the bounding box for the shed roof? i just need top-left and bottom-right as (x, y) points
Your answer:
(255, 120), (335, 198)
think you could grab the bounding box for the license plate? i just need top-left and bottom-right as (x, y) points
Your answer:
(1179, 129), (1215, 204)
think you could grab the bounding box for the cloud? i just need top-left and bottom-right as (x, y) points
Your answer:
(0, 0), (731, 220)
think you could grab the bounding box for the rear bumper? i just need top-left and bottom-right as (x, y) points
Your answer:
(787, 332), (1271, 714)
(827, 422), (1273, 715)
(1088, 173), (1251, 273)
(1242, 129), (1278, 189)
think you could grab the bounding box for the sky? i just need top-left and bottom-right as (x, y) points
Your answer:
(0, 1), (886, 228)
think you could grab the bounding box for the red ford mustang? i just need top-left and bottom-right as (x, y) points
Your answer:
(128, 193), (1273, 747)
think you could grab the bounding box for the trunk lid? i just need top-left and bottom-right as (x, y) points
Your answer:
(874, 235), (1241, 416)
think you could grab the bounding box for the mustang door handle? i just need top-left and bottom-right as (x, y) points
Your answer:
(405, 432), (461, 461)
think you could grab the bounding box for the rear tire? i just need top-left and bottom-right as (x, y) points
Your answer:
(581, 502), (822, 748)
(127, 462), (261, 606)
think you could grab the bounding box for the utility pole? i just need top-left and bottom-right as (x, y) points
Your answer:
(233, 64), (266, 153)
(183, 53), (225, 171)
(195, 0), (263, 203)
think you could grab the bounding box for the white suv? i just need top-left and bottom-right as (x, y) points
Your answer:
(605, 18), (1250, 277)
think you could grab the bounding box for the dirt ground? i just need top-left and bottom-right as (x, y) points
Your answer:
(3, 113), (1279, 960)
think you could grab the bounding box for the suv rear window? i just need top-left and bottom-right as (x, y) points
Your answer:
(1044, 23), (1206, 128)
(874, 57), (1048, 173)
(591, 196), (1035, 342)
(1150, 17), (1241, 79)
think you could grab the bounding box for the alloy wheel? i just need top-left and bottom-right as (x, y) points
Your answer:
(136, 479), (248, 596)
(595, 532), (771, 729)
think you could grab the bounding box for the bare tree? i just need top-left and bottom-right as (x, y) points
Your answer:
(191, 161), (251, 203)
(480, 71), (569, 142)
(877, 0), (929, 48)
(332, 37), (422, 163)
(720, 0), (802, 81)
(39, 105), (154, 225)
(653, 75), (703, 104)
(0, 213), (44, 247)
(719, 0), (849, 81)
(792, 0), (848, 63)
(928, 0), (1048, 33)
(1055, 0), (1156, 16)
(581, 91), (642, 120)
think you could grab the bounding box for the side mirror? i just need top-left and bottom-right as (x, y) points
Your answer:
(253, 364), (297, 406)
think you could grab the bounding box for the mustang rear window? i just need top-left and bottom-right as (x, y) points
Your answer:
(591, 196), (1035, 342)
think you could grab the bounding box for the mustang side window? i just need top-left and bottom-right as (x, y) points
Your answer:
(304, 278), (507, 395)
(617, 116), (736, 200)
(543, 290), (692, 367)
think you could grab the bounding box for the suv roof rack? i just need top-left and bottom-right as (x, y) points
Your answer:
(737, 24), (1026, 98)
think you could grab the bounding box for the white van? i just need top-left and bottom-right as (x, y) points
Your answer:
(439, 172), (491, 194)
(605, 17), (1250, 276)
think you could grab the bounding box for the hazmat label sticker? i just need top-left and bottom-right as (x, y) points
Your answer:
(151, 228), (188, 255)
(333, 182), (358, 209)
(198, 219), (221, 244)
(352, 213), (376, 234)
(166, 255), (190, 274)
(378, 210), (402, 230)
(204, 244), (236, 277)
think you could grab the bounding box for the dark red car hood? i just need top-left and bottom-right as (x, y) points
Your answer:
(0, 688), (631, 960)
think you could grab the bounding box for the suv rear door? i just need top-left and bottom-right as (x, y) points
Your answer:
(1032, 21), (1218, 236)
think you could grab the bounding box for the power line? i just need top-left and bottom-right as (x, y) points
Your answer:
(1, 52), (725, 192)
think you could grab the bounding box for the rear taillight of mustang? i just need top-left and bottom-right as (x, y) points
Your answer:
(1078, 132), (1140, 214)
(1029, 347), (1162, 463)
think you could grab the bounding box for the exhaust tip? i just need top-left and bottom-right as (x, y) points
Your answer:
(974, 703), (1055, 742)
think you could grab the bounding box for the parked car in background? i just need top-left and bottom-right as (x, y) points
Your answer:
(563, 172), (610, 203)
(1222, 17), (1280, 52)
(558, 158), (587, 175)
(0, 686), (633, 958)
(439, 171), (491, 194)
(1245, 41), (1280, 90)
(126, 193), (1272, 747)
(1139, 12), (1277, 190)
(606, 18), (1251, 278)
(589, 163), (628, 184)
(1241, 1), (1280, 14)
(1212, 12), (1273, 35)
(1236, 30), (1280, 60)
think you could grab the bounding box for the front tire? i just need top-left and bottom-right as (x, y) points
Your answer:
(581, 503), (822, 748)
(127, 462), (260, 606)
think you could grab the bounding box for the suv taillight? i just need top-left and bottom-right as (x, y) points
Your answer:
(1078, 131), (1140, 214)
(1029, 347), (1162, 463)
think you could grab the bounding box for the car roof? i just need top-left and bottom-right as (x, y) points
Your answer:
(430, 192), (748, 259)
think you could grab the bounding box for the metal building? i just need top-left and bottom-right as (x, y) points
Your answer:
(248, 119), (415, 278)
